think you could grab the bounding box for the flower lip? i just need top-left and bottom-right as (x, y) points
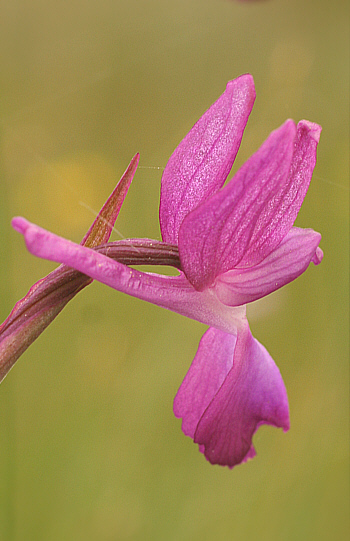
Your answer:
(175, 323), (290, 468)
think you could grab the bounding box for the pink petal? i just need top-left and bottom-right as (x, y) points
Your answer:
(239, 120), (322, 267)
(174, 328), (237, 439)
(12, 218), (246, 334)
(214, 227), (323, 306)
(175, 324), (289, 468)
(178, 120), (296, 289)
(159, 75), (256, 244)
(178, 120), (321, 291)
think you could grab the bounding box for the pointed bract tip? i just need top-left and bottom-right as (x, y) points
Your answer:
(82, 153), (139, 247)
(132, 152), (140, 165)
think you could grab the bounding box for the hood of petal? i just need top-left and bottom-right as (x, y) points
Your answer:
(178, 119), (321, 292)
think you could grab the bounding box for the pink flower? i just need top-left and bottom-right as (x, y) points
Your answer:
(12, 75), (323, 467)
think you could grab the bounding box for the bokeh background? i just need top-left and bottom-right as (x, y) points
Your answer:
(0, 1), (348, 540)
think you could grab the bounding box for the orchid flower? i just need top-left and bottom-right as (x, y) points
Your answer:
(10, 75), (323, 467)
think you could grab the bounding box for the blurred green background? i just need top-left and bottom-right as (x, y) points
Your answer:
(0, 1), (348, 540)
